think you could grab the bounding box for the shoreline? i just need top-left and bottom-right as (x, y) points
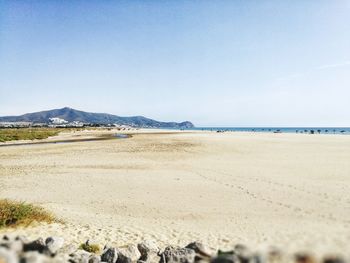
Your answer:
(1, 127), (349, 147)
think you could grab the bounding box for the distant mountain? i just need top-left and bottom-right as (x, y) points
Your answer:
(0, 107), (195, 128)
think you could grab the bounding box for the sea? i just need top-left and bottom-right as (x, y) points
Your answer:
(178, 127), (350, 135)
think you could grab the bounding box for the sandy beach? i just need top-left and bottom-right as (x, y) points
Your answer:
(1, 130), (350, 255)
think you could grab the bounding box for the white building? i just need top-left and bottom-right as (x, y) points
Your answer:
(49, 117), (68, 124)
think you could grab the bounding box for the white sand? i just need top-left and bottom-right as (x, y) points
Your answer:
(1, 130), (350, 255)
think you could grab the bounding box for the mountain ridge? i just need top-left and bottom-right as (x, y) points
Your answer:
(0, 107), (195, 128)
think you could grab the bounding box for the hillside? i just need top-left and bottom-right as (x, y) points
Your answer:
(0, 107), (194, 128)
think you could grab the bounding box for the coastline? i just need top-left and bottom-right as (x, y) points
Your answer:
(168, 127), (350, 135)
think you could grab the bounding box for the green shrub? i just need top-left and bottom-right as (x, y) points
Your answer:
(0, 128), (61, 142)
(79, 242), (101, 254)
(0, 199), (55, 228)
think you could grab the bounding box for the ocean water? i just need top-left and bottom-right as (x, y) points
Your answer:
(180, 127), (350, 134)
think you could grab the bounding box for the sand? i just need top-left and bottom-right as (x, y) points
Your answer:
(1, 130), (350, 255)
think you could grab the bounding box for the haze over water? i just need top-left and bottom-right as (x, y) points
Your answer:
(188, 127), (350, 134)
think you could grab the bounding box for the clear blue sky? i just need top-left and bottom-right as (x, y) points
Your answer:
(1, 0), (349, 126)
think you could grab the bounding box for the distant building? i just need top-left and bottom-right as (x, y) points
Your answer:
(49, 117), (68, 125)
(69, 121), (84, 127)
(0, 122), (32, 128)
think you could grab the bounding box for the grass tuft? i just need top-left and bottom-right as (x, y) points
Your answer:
(79, 242), (101, 254)
(0, 199), (55, 229)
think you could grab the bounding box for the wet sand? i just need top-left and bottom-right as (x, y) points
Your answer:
(1, 130), (350, 255)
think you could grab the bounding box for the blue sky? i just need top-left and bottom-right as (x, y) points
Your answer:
(1, 0), (349, 126)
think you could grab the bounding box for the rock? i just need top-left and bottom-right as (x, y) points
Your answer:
(100, 246), (136, 263)
(137, 253), (160, 263)
(323, 256), (345, 263)
(8, 240), (23, 254)
(121, 244), (141, 262)
(159, 246), (196, 263)
(210, 250), (239, 263)
(23, 238), (49, 254)
(0, 235), (347, 263)
(58, 243), (77, 256)
(233, 244), (252, 263)
(1, 236), (9, 241)
(45, 236), (65, 254)
(137, 255), (160, 263)
(294, 253), (316, 263)
(20, 251), (49, 263)
(137, 240), (159, 261)
(185, 242), (212, 259)
(117, 251), (133, 263)
(15, 235), (29, 243)
(53, 253), (72, 263)
(0, 239), (23, 254)
(70, 250), (92, 263)
(266, 247), (283, 263)
(250, 253), (265, 263)
(101, 247), (118, 263)
(0, 247), (18, 263)
(89, 254), (101, 263)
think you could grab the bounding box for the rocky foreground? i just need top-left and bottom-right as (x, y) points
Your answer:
(0, 235), (348, 263)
